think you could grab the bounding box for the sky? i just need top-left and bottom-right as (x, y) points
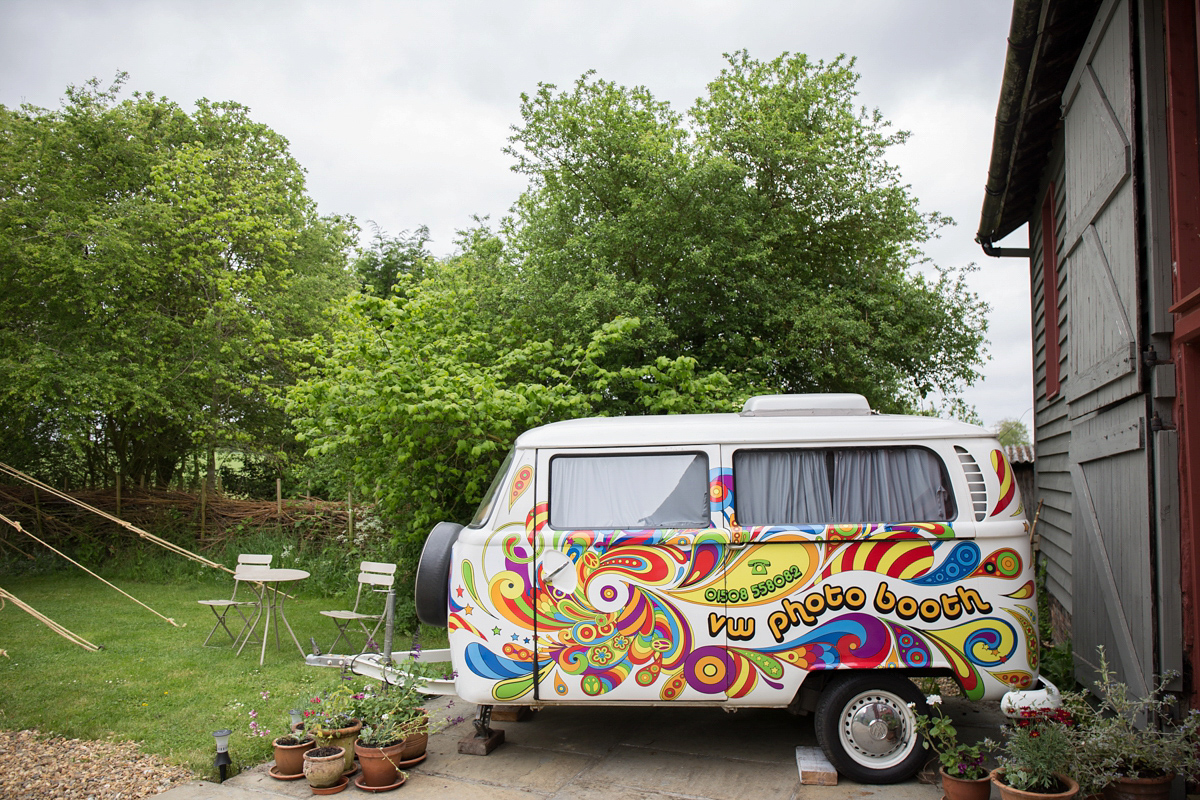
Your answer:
(0, 0), (1034, 431)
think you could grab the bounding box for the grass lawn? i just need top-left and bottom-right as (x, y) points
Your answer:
(0, 572), (446, 779)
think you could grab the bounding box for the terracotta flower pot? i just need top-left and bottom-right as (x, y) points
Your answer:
(314, 719), (361, 774)
(1102, 773), (1175, 800)
(991, 768), (1080, 799)
(941, 767), (993, 800)
(303, 746), (346, 789)
(399, 710), (430, 761)
(354, 740), (406, 788)
(400, 730), (429, 761)
(271, 735), (314, 777)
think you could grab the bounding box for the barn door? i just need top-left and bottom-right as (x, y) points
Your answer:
(1061, 0), (1155, 697)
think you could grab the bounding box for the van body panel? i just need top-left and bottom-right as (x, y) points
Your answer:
(446, 414), (1036, 709)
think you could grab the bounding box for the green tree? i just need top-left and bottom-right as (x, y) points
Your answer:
(501, 51), (989, 413)
(289, 233), (745, 540)
(0, 75), (356, 489)
(352, 224), (432, 297)
(995, 418), (1030, 447)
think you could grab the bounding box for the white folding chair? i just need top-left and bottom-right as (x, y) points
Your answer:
(319, 561), (397, 653)
(198, 554), (272, 647)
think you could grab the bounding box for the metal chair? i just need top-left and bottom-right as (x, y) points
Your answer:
(198, 554), (272, 647)
(319, 561), (397, 653)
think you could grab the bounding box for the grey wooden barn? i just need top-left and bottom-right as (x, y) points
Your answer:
(977, 0), (1200, 705)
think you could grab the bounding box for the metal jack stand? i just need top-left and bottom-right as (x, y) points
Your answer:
(458, 704), (504, 755)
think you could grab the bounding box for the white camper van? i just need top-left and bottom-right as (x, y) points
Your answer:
(415, 395), (1044, 783)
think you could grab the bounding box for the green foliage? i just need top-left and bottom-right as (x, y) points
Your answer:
(501, 51), (989, 413)
(911, 696), (993, 779)
(352, 224), (432, 298)
(997, 707), (1075, 792)
(1035, 555), (1074, 690)
(288, 250), (747, 541)
(1067, 647), (1200, 786)
(995, 418), (1031, 447)
(0, 74), (356, 490)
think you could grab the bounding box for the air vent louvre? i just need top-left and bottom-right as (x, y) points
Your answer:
(955, 446), (988, 522)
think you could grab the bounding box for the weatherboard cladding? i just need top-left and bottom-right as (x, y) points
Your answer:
(1030, 149), (1074, 615)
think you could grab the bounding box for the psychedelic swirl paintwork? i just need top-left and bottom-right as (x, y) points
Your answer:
(447, 448), (1036, 706)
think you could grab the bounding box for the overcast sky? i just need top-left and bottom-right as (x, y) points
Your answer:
(1, 0), (1034, 430)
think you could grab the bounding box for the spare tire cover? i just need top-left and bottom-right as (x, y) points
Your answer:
(414, 521), (463, 627)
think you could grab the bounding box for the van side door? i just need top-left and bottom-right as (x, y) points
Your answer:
(532, 445), (730, 702)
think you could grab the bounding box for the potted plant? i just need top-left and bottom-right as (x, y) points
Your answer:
(992, 706), (1079, 799)
(304, 685), (363, 775)
(1068, 649), (1200, 800)
(910, 694), (994, 800)
(270, 726), (315, 779)
(303, 745), (348, 793)
(354, 716), (415, 789)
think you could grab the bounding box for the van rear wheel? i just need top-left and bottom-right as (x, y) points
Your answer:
(814, 673), (927, 784)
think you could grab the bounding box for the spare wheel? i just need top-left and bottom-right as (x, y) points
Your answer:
(414, 521), (463, 627)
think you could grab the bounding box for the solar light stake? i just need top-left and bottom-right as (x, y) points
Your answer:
(213, 728), (232, 782)
(288, 708), (304, 731)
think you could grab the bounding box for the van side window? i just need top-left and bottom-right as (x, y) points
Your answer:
(549, 453), (710, 529)
(734, 447), (954, 525)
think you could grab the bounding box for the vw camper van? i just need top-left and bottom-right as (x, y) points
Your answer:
(415, 394), (1043, 783)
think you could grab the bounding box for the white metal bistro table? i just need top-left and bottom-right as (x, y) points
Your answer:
(236, 567), (310, 665)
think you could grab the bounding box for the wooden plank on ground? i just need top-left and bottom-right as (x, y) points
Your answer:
(795, 746), (837, 785)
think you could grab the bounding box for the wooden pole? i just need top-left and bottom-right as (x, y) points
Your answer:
(115, 470), (122, 518)
(1029, 498), (1045, 554)
(33, 487), (44, 539)
(200, 478), (206, 538)
(277, 477), (283, 534)
(347, 488), (355, 542)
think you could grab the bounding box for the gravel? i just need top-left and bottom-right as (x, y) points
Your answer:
(0, 729), (194, 799)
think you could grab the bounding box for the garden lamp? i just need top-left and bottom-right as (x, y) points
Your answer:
(288, 708), (304, 731)
(212, 729), (232, 782)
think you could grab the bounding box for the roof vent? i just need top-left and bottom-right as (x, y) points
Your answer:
(740, 394), (873, 417)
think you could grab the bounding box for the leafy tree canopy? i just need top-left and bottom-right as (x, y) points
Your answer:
(352, 224), (432, 298)
(995, 418), (1031, 447)
(0, 74), (357, 488)
(289, 231), (746, 539)
(498, 51), (989, 413)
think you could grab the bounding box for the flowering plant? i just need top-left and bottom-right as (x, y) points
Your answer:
(996, 706), (1074, 792)
(302, 685), (362, 737)
(354, 653), (432, 747)
(909, 694), (993, 780)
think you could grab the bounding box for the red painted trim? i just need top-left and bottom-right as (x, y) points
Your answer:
(1041, 185), (1061, 400)
(1164, 0), (1200, 706)
(1169, 284), (1200, 314)
(1178, 308), (1200, 343)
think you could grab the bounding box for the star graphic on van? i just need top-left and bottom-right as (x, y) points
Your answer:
(456, 587), (464, 597)
(492, 626), (501, 636)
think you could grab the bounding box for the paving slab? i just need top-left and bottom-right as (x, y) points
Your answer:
(156, 691), (988, 800)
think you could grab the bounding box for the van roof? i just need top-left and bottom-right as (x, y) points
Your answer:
(515, 410), (992, 450)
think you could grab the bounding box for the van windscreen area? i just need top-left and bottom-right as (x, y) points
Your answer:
(734, 447), (955, 526)
(549, 453), (710, 529)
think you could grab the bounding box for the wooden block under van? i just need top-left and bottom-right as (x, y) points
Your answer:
(795, 746), (838, 785)
(458, 728), (505, 755)
(491, 705), (535, 721)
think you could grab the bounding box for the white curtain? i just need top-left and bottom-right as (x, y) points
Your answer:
(550, 454), (709, 529)
(735, 448), (952, 525)
(734, 450), (833, 525)
(832, 449), (950, 522)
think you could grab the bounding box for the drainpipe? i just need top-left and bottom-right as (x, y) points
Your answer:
(978, 237), (1031, 259)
